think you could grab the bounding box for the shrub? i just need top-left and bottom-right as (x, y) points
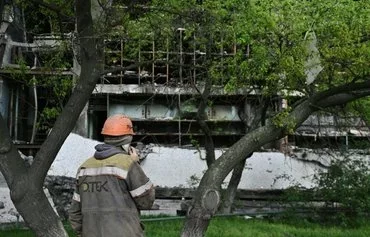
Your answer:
(313, 158), (370, 226)
(281, 156), (370, 227)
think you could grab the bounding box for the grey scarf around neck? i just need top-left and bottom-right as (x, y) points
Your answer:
(104, 135), (133, 154)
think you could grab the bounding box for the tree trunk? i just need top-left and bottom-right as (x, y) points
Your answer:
(181, 205), (212, 237)
(220, 158), (247, 214)
(0, 1), (103, 236)
(181, 125), (285, 236)
(220, 99), (261, 214)
(0, 115), (69, 236)
(182, 99), (314, 236)
(182, 184), (221, 237)
(11, 179), (68, 236)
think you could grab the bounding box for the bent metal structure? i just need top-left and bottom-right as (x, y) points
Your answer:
(0, 31), (369, 153)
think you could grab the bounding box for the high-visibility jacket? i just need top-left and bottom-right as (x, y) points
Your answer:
(68, 144), (155, 237)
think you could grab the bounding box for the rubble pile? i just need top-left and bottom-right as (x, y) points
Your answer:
(44, 176), (75, 220)
(135, 142), (154, 162)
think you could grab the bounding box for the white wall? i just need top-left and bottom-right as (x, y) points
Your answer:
(141, 147), (323, 189)
(1, 133), (369, 223)
(49, 133), (357, 189)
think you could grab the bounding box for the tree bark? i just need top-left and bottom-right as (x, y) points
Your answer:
(181, 203), (212, 237)
(182, 73), (217, 237)
(12, 182), (68, 236)
(220, 99), (264, 214)
(220, 158), (247, 214)
(182, 80), (370, 236)
(0, 0), (103, 236)
(0, 115), (69, 237)
(196, 76), (215, 167)
(182, 180), (221, 237)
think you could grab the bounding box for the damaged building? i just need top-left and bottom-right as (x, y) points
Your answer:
(0, 2), (369, 178)
(1, 18), (369, 153)
(0, 1), (370, 222)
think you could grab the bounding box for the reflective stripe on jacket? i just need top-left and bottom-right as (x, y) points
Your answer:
(68, 153), (155, 237)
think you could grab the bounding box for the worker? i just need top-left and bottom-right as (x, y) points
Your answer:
(69, 114), (155, 237)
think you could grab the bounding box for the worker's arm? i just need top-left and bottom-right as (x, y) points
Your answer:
(68, 180), (82, 236)
(126, 162), (155, 210)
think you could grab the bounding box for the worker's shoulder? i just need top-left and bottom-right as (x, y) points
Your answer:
(80, 154), (134, 170)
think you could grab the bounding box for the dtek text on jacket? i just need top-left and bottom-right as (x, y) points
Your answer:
(69, 144), (155, 237)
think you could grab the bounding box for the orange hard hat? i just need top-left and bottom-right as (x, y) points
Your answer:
(101, 114), (134, 136)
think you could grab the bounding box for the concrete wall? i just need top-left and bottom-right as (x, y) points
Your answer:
(49, 133), (368, 189)
(1, 133), (369, 223)
(139, 148), (324, 189)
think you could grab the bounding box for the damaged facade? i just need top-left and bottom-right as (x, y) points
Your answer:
(1, 7), (369, 153)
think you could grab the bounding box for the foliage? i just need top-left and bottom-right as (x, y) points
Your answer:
(10, 0), (370, 132)
(179, 98), (198, 119)
(16, 0), (74, 34)
(5, 1), (74, 135)
(271, 107), (295, 134)
(282, 156), (370, 227)
(347, 98), (370, 125)
(36, 44), (74, 131)
(6, 43), (73, 135)
(108, 0), (370, 127)
(187, 174), (201, 188)
(313, 158), (370, 226)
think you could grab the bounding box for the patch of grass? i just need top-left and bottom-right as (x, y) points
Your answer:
(143, 217), (370, 237)
(0, 224), (76, 237)
(0, 229), (35, 237)
(2, 217), (370, 237)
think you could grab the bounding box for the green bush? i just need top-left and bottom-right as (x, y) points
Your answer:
(313, 158), (370, 226)
(282, 157), (370, 227)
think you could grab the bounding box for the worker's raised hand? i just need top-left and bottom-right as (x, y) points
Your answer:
(129, 146), (140, 162)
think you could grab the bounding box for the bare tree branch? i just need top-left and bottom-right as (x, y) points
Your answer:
(196, 76), (215, 167)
